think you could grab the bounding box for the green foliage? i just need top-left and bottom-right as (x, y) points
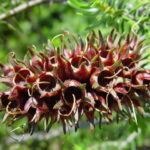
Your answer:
(68, 0), (150, 36)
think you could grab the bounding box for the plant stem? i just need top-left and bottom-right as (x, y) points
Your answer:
(0, 0), (64, 21)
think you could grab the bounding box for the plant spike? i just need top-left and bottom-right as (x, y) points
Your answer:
(0, 30), (150, 134)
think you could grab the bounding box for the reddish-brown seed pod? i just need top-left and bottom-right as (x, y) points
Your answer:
(0, 30), (149, 134)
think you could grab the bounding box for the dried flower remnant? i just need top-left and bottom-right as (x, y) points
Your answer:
(0, 30), (150, 134)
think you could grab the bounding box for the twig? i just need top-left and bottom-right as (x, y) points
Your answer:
(90, 130), (141, 149)
(0, 0), (65, 21)
(4, 113), (150, 145)
(5, 119), (108, 145)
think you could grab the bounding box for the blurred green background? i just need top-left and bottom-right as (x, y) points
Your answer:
(0, 0), (150, 150)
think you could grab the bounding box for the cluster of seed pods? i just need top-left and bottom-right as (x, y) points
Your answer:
(0, 30), (150, 134)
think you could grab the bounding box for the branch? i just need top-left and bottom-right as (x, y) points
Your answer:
(0, 0), (65, 21)
(4, 113), (150, 145)
(90, 130), (141, 149)
(5, 119), (108, 145)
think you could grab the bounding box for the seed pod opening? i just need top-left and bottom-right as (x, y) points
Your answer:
(71, 56), (89, 68)
(14, 69), (31, 85)
(38, 73), (56, 92)
(63, 86), (83, 104)
(98, 70), (114, 87)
